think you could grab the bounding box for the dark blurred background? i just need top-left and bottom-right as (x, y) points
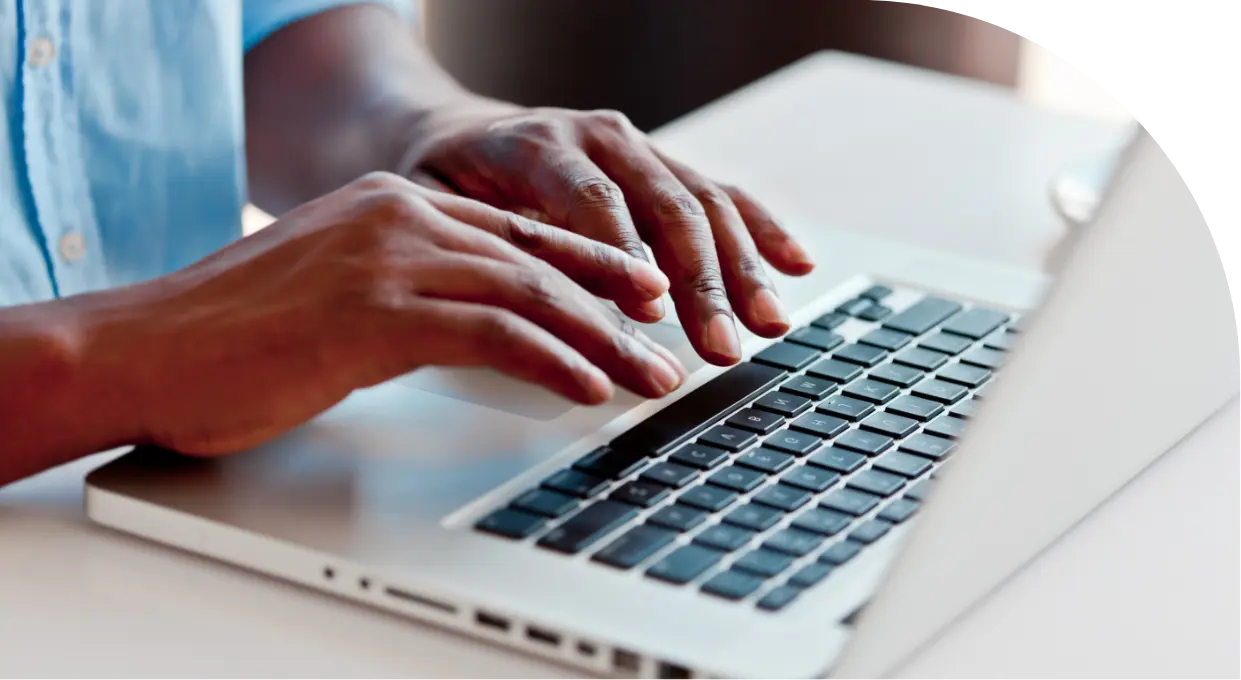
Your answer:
(423, 0), (1020, 131)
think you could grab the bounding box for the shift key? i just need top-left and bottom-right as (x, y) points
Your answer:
(537, 501), (637, 554)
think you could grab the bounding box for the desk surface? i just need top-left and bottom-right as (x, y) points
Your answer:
(2, 53), (1236, 677)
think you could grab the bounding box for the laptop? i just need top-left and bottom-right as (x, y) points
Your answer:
(84, 125), (1235, 678)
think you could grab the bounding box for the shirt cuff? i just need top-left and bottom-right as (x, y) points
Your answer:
(243, 0), (417, 52)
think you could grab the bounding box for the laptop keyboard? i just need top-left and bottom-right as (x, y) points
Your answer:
(474, 285), (1017, 613)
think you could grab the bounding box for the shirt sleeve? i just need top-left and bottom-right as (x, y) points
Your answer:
(242, 0), (417, 52)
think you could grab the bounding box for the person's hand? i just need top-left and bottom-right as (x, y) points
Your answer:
(396, 99), (816, 365)
(72, 173), (685, 456)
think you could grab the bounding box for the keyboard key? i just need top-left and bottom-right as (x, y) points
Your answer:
(834, 429), (894, 456)
(763, 528), (824, 557)
(706, 466), (766, 494)
(611, 361), (784, 456)
(647, 504), (708, 532)
(858, 328), (913, 351)
(843, 379), (899, 404)
(753, 483), (814, 512)
(647, 544), (725, 584)
(511, 489), (580, 518)
(821, 488), (881, 516)
(960, 347), (1005, 370)
(779, 375), (837, 400)
(724, 503), (785, 532)
(592, 524), (677, 569)
(919, 332), (974, 355)
(894, 347), (951, 371)
(785, 326), (845, 352)
(572, 446), (646, 479)
(868, 363), (924, 388)
(983, 331), (1017, 351)
(475, 508), (547, 539)
(806, 358), (864, 383)
(781, 466), (840, 493)
(873, 451), (933, 478)
(849, 519), (894, 544)
(542, 469), (609, 498)
(792, 507), (853, 536)
(810, 311), (849, 330)
(670, 444), (728, 470)
(537, 501), (637, 553)
(905, 479), (935, 502)
(695, 523), (756, 552)
(883, 297), (962, 335)
(846, 469), (906, 497)
(764, 429), (823, 456)
(974, 382), (992, 400)
(699, 426), (757, 452)
(899, 433), (956, 460)
(940, 307), (1009, 339)
(937, 363), (991, 388)
(856, 303), (892, 321)
(789, 562), (834, 588)
(1008, 315), (1029, 333)
(680, 484), (740, 512)
(836, 298), (872, 316)
(701, 569), (765, 600)
(878, 498), (920, 524)
(752, 391), (812, 417)
(925, 415), (967, 439)
(610, 481), (671, 507)
(834, 343), (888, 367)
(757, 584), (803, 612)
(912, 379), (968, 404)
(807, 446), (867, 474)
(752, 342), (821, 372)
(885, 395), (944, 421)
(819, 540), (863, 565)
(950, 399), (980, 419)
(733, 549), (795, 577)
(860, 412), (919, 438)
(641, 462), (698, 488)
(726, 407), (784, 434)
(860, 284), (893, 301)
(790, 412), (849, 438)
(738, 448), (796, 474)
(817, 395), (875, 421)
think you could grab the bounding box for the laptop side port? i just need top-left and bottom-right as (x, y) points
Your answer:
(525, 625), (561, 647)
(657, 661), (692, 679)
(474, 610), (511, 633)
(613, 648), (641, 674)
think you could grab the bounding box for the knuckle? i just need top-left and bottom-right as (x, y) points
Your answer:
(652, 189), (706, 223)
(498, 212), (546, 251)
(587, 109), (634, 133)
(571, 178), (625, 210)
(354, 170), (410, 194)
(516, 268), (561, 308)
(734, 252), (767, 280)
(686, 263), (729, 302)
(692, 186), (733, 213)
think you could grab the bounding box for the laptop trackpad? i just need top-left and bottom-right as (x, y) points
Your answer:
(396, 321), (701, 420)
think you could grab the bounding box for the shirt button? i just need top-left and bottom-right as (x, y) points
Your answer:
(28, 37), (55, 67)
(59, 232), (86, 262)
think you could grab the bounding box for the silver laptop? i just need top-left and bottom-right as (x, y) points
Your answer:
(84, 126), (1236, 678)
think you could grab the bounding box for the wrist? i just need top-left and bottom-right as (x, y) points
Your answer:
(383, 92), (525, 177)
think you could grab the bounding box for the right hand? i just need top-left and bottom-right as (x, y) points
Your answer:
(78, 172), (686, 456)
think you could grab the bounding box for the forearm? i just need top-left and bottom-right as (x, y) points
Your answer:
(0, 294), (146, 486)
(243, 3), (478, 214)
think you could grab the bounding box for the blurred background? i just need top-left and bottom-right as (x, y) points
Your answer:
(244, 1), (1128, 232)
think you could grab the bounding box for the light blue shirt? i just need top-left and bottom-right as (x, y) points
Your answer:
(0, 0), (411, 306)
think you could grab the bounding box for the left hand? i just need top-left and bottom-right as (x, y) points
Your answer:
(395, 98), (815, 366)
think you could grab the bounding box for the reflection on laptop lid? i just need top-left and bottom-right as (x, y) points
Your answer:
(834, 126), (1238, 677)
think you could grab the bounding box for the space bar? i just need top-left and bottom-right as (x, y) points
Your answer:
(610, 362), (786, 456)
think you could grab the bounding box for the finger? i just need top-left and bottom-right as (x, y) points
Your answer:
(656, 151), (790, 337)
(719, 184), (814, 276)
(519, 150), (665, 322)
(586, 136), (741, 365)
(424, 191), (670, 307)
(407, 169), (461, 196)
(397, 298), (614, 405)
(414, 252), (684, 398)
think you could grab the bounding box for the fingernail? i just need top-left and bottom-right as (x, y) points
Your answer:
(646, 355), (682, 394)
(636, 297), (665, 319)
(704, 313), (741, 361)
(649, 341), (687, 380)
(630, 261), (670, 300)
(581, 366), (614, 404)
(782, 240), (814, 267)
(752, 288), (789, 328)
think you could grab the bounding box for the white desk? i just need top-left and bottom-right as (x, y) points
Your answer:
(2, 53), (1235, 677)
